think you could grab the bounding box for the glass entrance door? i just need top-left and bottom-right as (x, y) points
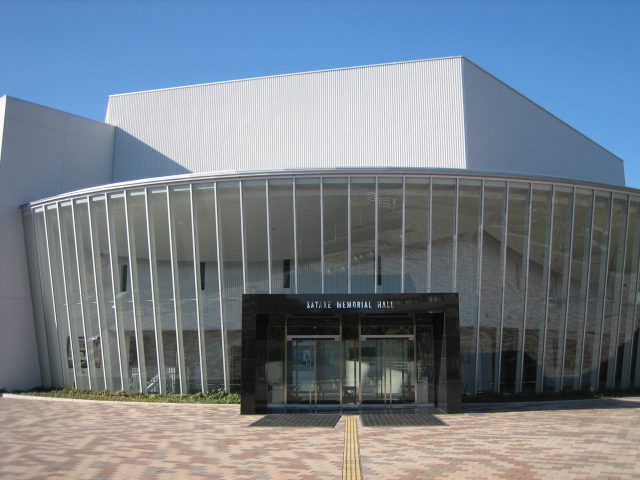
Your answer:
(286, 336), (340, 405)
(360, 336), (415, 404)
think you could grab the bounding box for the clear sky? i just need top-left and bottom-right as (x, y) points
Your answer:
(2, 0), (639, 186)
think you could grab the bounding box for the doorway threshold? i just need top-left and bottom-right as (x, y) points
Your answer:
(266, 404), (444, 415)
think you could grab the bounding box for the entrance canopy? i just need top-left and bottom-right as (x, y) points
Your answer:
(241, 293), (461, 414)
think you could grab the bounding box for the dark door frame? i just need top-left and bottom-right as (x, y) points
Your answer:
(241, 293), (462, 414)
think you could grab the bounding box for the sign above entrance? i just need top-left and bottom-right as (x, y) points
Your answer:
(305, 299), (395, 310)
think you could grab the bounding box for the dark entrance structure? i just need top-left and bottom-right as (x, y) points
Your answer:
(241, 293), (461, 414)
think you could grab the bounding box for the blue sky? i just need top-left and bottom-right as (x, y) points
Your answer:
(2, 0), (639, 186)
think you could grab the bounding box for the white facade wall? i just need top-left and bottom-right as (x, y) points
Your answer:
(0, 97), (115, 390)
(107, 57), (625, 188)
(107, 58), (467, 182)
(462, 60), (625, 186)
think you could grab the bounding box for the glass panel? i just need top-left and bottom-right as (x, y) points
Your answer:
(296, 178), (322, 293)
(617, 198), (640, 388)
(404, 178), (430, 293)
(430, 179), (456, 292)
(342, 323), (359, 404)
(599, 194), (627, 388)
(582, 191), (611, 390)
(170, 186), (200, 392)
(543, 187), (573, 392)
(217, 181), (243, 391)
(89, 196), (122, 391)
(268, 179), (295, 293)
(563, 189), (593, 390)
(148, 188), (179, 393)
(59, 202), (91, 389)
(44, 206), (76, 388)
(126, 190), (157, 393)
(74, 199), (106, 391)
(243, 180), (269, 294)
(193, 184), (224, 391)
(477, 181), (506, 393)
(350, 177), (376, 293)
(360, 338), (415, 404)
(108, 193), (138, 391)
(416, 324), (435, 405)
(286, 338), (340, 404)
(323, 178), (349, 293)
(501, 183), (530, 393)
(457, 180), (481, 393)
(522, 184), (552, 392)
(265, 320), (285, 405)
(377, 178), (403, 293)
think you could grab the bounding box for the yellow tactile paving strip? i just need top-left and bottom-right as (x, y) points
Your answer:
(343, 416), (363, 480)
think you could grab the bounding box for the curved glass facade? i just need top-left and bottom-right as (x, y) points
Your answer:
(22, 171), (640, 395)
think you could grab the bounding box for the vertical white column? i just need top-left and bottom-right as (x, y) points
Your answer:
(70, 200), (94, 390)
(374, 177), (378, 293)
(495, 184), (509, 393)
(473, 180), (485, 396)
(167, 188), (188, 394)
(190, 185), (208, 393)
(124, 192), (147, 393)
(41, 207), (67, 386)
(594, 194), (615, 389)
(578, 190), (597, 388)
(104, 196), (127, 391)
(214, 184), (230, 392)
(144, 189), (166, 394)
(516, 184), (533, 393)
(55, 203), (79, 389)
(320, 179), (325, 294)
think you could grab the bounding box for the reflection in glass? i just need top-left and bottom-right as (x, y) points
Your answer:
(501, 183), (530, 393)
(404, 178), (430, 293)
(477, 181), (506, 393)
(599, 194), (627, 388)
(268, 180), (295, 293)
(377, 178), (403, 293)
(350, 177), (376, 293)
(582, 191), (611, 390)
(543, 187), (572, 392)
(457, 180), (481, 393)
(296, 179), (322, 293)
(193, 184), (224, 390)
(217, 182), (243, 391)
(522, 185), (552, 392)
(563, 190), (593, 390)
(431, 179), (456, 292)
(323, 178), (349, 293)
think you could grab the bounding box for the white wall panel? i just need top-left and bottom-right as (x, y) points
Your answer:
(108, 58), (467, 182)
(462, 60), (625, 187)
(0, 97), (116, 391)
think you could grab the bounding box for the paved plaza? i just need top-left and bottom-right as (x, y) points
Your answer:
(1, 395), (639, 479)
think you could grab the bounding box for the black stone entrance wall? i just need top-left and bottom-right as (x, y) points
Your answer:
(241, 293), (461, 414)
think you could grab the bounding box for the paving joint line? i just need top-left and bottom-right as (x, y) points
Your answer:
(343, 416), (363, 480)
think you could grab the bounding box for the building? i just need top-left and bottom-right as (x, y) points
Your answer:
(1, 57), (639, 413)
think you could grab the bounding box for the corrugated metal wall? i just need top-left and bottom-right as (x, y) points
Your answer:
(107, 58), (467, 182)
(462, 59), (626, 187)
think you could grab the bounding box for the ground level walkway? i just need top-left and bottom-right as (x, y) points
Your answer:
(2, 395), (639, 479)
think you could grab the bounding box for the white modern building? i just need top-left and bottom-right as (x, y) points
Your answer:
(1, 57), (638, 410)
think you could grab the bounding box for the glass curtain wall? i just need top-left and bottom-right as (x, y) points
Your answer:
(377, 178), (404, 293)
(457, 180), (481, 394)
(22, 174), (640, 395)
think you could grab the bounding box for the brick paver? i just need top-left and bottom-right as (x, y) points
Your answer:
(1, 395), (639, 479)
